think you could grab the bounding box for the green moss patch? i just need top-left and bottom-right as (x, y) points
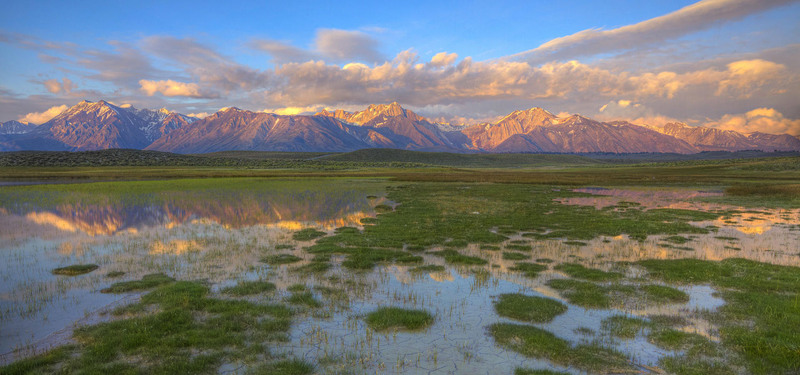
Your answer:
(494, 294), (567, 323)
(553, 263), (623, 281)
(292, 228), (326, 241)
(221, 280), (276, 296)
(101, 273), (175, 293)
(52, 264), (99, 276)
(509, 262), (547, 278)
(365, 307), (434, 331)
(489, 323), (633, 373)
(261, 254), (303, 265)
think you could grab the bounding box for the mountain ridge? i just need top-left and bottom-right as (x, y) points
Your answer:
(3, 100), (798, 153)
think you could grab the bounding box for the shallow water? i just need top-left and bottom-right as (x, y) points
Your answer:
(0, 180), (796, 372)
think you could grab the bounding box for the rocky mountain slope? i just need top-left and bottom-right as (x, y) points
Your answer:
(3, 100), (798, 153)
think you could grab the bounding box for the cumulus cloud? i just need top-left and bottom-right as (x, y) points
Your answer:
(510, 0), (796, 63)
(43, 78), (75, 94)
(139, 80), (208, 98)
(430, 52), (458, 67)
(143, 36), (270, 93)
(704, 108), (800, 135)
(18, 104), (68, 124)
(186, 112), (210, 119)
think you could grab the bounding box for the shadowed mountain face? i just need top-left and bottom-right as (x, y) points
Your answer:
(5, 101), (197, 151)
(661, 122), (800, 151)
(3, 101), (798, 153)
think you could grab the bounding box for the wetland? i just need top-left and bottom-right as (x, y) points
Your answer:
(1, 153), (799, 374)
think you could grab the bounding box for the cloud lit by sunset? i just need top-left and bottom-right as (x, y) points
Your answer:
(1, 0), (798, 134)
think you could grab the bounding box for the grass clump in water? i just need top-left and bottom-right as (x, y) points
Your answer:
(509, 262), (547, 278)
(494, 294), (567, 323)
(515, 369), (569, 375)
(286, 291), (321, 308)
(365, 307), (434, 331)
(292, 228), (326, 241)
(105, 271), (125, 278)
(641, 284), (689, 304)
(547, 279), (610, 309)
(553, 263), (623, 281)
(221, 280), (276, 296)
(374, 204), (393, 213)
(490, 323), (633, 373)
(503, 252), (531, 260)
(101, 273), (175, 293)
(52, 264), (98, 276)
(601, 315), (649, 339)
(638, 258), (800, 374)
(250, 358), (314, 375)
(429, 249), (487, 265)
(7, 280), (294, 373)
(261, 254), (302, 265)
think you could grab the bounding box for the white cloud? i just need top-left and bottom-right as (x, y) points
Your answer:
(510, 0), (796, 63)
(139, 79), (205, 98)
(18, 104), (68, 124)
(704, 108), (800, 135)
(186, 112), (210, 119)
(43, 78), (75, 94)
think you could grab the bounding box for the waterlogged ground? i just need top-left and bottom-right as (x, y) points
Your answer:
(1, 178), (799, 374)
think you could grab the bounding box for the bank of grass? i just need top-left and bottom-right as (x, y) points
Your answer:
(553, 263), (623, 281)
(489, 323), (633, 373)
(101, 273), (175, 293)
(601, 315), (649, 339)
(365, 307), (434, 331)
(637, 258), (800, 374)
(509, 262), (547, 278)
(2, 280), (294, 374)
(51, 264), (98, 276)
(261, 254), (302, 265)
(221, 280), (276, 296)
(292, 228), (326, 241)
(494, 294), (567, 323)
(547, 278), (688, 309)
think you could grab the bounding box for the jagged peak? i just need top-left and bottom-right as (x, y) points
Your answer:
(158, 107), (170, 114)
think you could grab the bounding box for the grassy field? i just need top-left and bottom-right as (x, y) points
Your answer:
(1, 150), (799, 374)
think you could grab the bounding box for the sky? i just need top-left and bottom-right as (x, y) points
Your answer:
(1, 0), (799, 135)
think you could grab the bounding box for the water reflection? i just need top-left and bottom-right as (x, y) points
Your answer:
(0, 180), (388, 238)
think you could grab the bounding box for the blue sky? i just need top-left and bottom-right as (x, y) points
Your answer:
(1, 0), (799, 135)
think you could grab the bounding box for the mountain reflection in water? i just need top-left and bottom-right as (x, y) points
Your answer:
(0, 181), (387, 237)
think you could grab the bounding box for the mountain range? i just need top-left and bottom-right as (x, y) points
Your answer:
(1, 100), (798, 154)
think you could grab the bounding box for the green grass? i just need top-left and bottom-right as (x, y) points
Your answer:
(292, 228), (326, 241)
(601, 315), (649, 339)
(489, 323), (633, 372)
(4, 280), (293, 374)
(249, 358), (315, 375)
(286, 291), (321, 308)
(101, 273), (175, 293)
(509, 262), (547, 278)
(553, 263), (623, 281)
(502, 251), (531, 260)
(638, 258), (800, 374)
(261, 254), (302, 265)
(429, 249), (487, 265)
(105, 271), (125, 278)
(547, 279), (611, 309)
(494, 294), (567, 323)
(515, 369), (570, 375)
(364, 307), (434, 331)
(547, 278), (688, 309)
(51, 264), (98, 276)
(221, 280), (276, 296)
